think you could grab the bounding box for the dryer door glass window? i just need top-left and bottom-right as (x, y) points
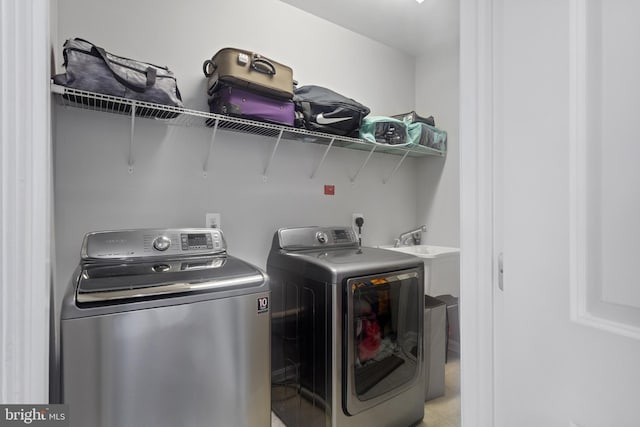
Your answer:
(344, 269), (421, 414)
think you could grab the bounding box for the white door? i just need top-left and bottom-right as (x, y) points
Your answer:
(488, 1), (640, 426)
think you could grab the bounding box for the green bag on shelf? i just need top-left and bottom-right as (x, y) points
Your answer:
(359, 116), (409, 146)
(407, 122), (448, 152)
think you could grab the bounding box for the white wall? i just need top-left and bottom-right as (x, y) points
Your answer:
(414, 0), (460, 247)
(52, 0), (425, 301)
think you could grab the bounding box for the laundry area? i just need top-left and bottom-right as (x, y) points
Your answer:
(48, 0), (461, 426)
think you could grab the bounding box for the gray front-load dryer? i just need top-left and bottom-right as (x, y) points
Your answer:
(60, 228), (270, 427)
(268, 226), (425, 427)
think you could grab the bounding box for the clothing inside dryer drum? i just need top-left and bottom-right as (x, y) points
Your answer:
(351, 275), (420, 399)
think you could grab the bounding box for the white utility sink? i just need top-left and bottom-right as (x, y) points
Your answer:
(378, 244), (460, 259)
(379, 245), (460, 296)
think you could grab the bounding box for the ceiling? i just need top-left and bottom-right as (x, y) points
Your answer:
(279, 0), (459, 57)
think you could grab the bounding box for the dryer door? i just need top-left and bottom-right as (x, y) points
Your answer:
(343, 268), (422, 415)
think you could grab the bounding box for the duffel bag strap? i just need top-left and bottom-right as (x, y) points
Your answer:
(91, 44), (157, 93)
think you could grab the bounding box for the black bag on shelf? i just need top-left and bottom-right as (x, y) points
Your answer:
(293, 85), (370, 137)
(52, 38), (183, 117)
(392, 110), (435, 126)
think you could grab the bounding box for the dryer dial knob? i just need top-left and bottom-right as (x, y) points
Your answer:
(316, 232), (328, 244)
(153, 236), (171, 251)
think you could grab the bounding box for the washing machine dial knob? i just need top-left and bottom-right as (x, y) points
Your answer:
(153, 236), (171, 251)
(316, 232), (328, 244)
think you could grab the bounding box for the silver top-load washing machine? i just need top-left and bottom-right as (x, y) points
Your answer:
(268, 226), (425, 427)
(60, 228), (270, 427)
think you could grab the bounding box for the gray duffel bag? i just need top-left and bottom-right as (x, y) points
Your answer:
(53, 38), (183, 118)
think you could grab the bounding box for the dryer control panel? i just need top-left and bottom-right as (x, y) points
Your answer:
(81, 228), (226, 260)
(277, 226), (358, 250)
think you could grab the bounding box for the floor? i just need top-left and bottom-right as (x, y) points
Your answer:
(418, 352), (461, 427)
(271, 351), (461, 427)
(271, 411), (286, 427)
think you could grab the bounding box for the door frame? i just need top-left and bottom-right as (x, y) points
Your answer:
(459, 0), (496, 426)
(0, 0), (52, 403)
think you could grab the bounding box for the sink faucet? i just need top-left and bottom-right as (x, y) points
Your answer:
(393, 225), (427, 247)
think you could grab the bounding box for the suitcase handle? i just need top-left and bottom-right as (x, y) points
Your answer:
(203, 59), (217, 78)
(250, 57), (276, 76)
(203, 56), (276, 77)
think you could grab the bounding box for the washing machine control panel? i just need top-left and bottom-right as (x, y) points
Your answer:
(82, 228), (226, 260)
(278, 226), (358, 250)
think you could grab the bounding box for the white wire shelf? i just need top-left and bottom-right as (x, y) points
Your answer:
(51, 82), (445, 182)
(50, 83), (446, 157)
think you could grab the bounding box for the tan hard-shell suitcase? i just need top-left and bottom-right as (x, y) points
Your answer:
(203, 48), (294, 100)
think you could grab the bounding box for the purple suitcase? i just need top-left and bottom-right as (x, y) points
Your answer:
(208, 84), (294, 126)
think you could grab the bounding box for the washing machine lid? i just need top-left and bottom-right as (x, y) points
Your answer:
(282, 246), (421, 273)
(75, 255), (265, 305)
(269, 227), (422, 281)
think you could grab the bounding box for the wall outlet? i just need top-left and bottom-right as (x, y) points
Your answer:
(205, 213), (221, 229)
(352, 213), (364, 236)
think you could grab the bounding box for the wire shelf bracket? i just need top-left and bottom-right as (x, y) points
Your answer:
(203, 118), (219, 177)
(263, 128), (284, 182)
(350, 145), (377, 183)
(383, 150), (410, 184)
(128, 102), (137, 173)
(310, 137), (335, 179)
